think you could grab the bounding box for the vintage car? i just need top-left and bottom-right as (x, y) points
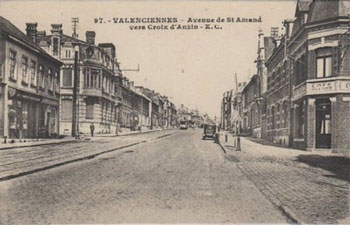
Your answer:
(202, 124), (216, 139)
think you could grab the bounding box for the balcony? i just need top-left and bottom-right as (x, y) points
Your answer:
(82, 87), (102, 97)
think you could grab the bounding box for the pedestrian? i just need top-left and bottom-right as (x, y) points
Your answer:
(90, 123), (95, 137)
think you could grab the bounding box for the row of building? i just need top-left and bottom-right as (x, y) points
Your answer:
(0, 16), (177, 139)
(221, 0), (350, 154)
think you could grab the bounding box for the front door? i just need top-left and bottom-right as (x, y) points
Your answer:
(315, 98), (331, 148)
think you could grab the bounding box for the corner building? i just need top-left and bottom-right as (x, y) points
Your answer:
(35, 25), (122, 135)
(289, 0), (350, 153)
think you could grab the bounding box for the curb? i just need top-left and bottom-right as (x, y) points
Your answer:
(0, 141), (145, 182)
(0, 130), (179, 182)
(0, 139), (79, 151)
(0, 129), (169, 151)
(219, 139), (304, 224)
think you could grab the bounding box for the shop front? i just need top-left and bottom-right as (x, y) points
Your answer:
(292, 78), (350, 153)
(6, 88), (59, 139)
(7, 89), (41, 139)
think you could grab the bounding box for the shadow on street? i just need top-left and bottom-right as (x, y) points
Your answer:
(295, 155), (350, 182)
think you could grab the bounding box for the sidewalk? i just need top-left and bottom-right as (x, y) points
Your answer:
(218, 131), (350, 224)
(0, 127), (167, 150)
(0, 129), (178, 182)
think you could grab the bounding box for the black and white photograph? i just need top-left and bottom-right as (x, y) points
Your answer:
(0, 0), (349, 224)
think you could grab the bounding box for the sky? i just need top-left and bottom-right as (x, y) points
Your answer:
(0, 0), (296, 118)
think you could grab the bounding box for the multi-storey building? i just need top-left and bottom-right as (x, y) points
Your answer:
(135, 86), (151, 129)
(241, 75), (261, 137)
(34, 25), (121, 135)
(289, 0), (350, 153)
(256, 29), (276, 141)
(0, 17), (62, 139)
(265, 27), (292, 147)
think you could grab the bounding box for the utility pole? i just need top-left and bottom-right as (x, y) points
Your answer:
(72, 45), (79, 137)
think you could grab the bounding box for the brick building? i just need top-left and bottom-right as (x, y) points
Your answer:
(289, 0), (350, 153)
(0, 17), (62, 139)
(265, 26), (292, 147)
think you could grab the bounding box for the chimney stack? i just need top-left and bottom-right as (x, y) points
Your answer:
(25, 23), (37, 43)
(51, 24), (63, 35)
(86, 31), (96, 45)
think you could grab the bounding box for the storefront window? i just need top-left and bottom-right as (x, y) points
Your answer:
(50, 108), (56, 134)
(22, 102), (28, 130)
(8, 105), (16, 130)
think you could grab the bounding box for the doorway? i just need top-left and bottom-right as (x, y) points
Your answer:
(315, 98), (331, 148)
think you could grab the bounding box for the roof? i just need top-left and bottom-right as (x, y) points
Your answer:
(0, 16), (62, 64)
(307, 0), (350, 23)
(37, 33), (86, 45)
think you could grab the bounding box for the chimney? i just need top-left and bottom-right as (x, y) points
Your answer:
(25, 23), (37, 43)
(86, 31), (96, 45)
(283, 19), (294, 39)
(270, 27), (279, 39)
(51, 24), (63, 35)
(98, 43), (116, 59)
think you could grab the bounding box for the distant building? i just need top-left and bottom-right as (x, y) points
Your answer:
(0, 17), (62, 139)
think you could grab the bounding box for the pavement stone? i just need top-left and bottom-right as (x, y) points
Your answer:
(218, 131), (350, 224)
(0, 129), (178, 181)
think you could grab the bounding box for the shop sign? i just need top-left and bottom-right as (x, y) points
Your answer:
(308, 81), (335, 94)
(306, 79), (350, 95)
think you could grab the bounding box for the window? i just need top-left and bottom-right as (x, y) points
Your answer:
(62, 68), (72, 87)
(271, 106), (275, 130)
(61, 99), (72, 120)
(283, 102), (288, 128)
(48, 69), (53, 91)
(39, 65), (44, 88)
(9, 50), (17, 80)
(30, 60), (36, 85)
(65, 49), (71, 58)
(21, 56), (28, 83)
(86, 102), (94, 119)
(53, 38), (59, 56)
(55, 71), (59, 93)
(316, 48), (332, 78)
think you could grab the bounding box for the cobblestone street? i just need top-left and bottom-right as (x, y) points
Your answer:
(220, 133), (350, 224)
(0, 129), (288, 224)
